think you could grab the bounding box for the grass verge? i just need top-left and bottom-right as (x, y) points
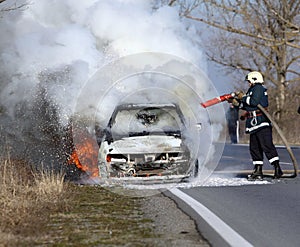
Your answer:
(0, 158), (157, 246)
(39, 185), (157, 246)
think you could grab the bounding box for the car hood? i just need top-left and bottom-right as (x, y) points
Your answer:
(108, 135), (183, 154)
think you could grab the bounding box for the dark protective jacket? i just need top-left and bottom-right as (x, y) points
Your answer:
(241, 84), (270, 134)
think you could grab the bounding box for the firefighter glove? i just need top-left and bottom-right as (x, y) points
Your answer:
(234, 91), (244, 100)
(231, 98), (240, 107)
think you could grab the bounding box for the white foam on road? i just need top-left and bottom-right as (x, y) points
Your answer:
(93, 175), (270, 190)
(191, 175), (270, 187)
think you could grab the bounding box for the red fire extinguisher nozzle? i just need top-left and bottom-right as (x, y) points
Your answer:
(201, 93), (234, 108)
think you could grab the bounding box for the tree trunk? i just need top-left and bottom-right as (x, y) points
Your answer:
(275, 82), (286, 120)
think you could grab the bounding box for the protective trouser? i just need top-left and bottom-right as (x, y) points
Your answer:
(249, 127), (279, 166)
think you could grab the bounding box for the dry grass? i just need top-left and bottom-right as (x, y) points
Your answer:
(0, 157), (157, 246)
(0, 155), (190, 246)
(33, 168), (66, 201)
(0, 156), (72, 245)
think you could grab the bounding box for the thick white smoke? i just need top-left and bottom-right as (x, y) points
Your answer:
(0, 0), (205, 118)
(0, 0), (225, 183)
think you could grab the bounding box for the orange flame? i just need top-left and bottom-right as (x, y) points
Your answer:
(68, 129), (99, 177)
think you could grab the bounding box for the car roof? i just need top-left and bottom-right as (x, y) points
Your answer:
(114, 103), (179, 110)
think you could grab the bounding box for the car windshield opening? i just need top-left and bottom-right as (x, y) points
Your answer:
(110, 107), (183, 137)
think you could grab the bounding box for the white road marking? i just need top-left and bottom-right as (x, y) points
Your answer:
(169, 188), (253, 247)
(280, 162), (292, 165)
(222, 155), (234, 159)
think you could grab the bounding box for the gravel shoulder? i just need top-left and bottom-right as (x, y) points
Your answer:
(141, 191), (210, 247)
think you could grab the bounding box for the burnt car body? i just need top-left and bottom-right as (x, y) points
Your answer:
(97, 103), (195, 182)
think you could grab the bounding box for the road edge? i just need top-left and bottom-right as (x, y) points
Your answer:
(164, 188), (253, 247)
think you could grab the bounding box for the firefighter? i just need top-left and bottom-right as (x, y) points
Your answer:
(232, 71), (283, 180)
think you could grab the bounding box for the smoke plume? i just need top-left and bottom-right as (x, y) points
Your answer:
(0, 0), (225, 181)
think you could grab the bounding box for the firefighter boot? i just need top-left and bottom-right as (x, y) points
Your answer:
(273, 161), (283, 179)
(248, 164), (263, 181)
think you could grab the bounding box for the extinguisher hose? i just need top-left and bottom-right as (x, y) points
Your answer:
(257, 104), (298, 178)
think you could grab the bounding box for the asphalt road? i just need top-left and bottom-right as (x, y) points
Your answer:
(165, 143), (300, 247)
(216, 143), (299, 174)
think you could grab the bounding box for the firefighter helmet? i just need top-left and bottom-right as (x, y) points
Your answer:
(245, 71), (264, 84)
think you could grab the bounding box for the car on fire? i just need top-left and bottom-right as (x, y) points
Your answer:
(97, 103), (197, 182)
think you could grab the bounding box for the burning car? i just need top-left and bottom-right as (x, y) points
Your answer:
(97, 103), (197, 182)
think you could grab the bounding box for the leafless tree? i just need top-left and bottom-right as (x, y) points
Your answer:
(166, 0), (300, 122)
(0, 0), (27, 13)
